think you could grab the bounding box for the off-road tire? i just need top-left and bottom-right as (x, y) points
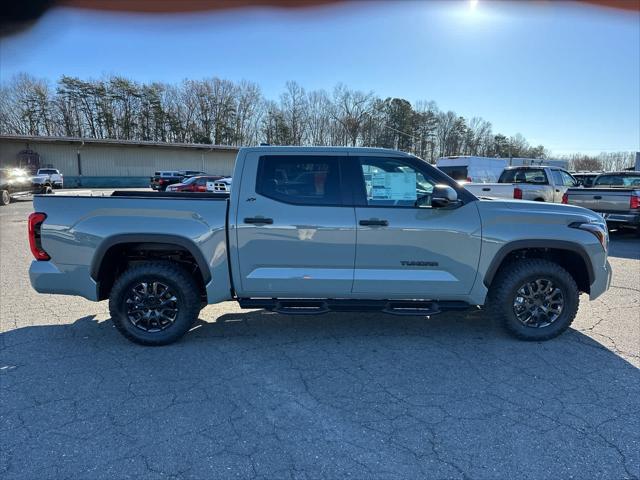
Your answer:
(0, 190), (10, 206)
(488, 258), (579, 341)
(109, 261), (201, 346)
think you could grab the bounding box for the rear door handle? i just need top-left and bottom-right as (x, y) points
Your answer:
(359, 219), (388, 226)
(244, 217), (273, 225)
(593, 196), (602, 200)
(482, 187), (491, 192)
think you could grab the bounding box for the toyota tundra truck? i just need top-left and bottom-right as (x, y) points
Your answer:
(28, 147), (611, 345)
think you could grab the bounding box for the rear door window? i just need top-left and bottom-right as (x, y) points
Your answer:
(256, 155), (343, 206)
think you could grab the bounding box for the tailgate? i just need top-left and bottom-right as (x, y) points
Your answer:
(464, 183), (515, 199)
(567, 188), (631, 213)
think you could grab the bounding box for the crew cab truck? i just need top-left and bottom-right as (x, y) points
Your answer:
(565, 171), (640, 233)
(464, 166), (579, 202)
(28, 147), (611, 345)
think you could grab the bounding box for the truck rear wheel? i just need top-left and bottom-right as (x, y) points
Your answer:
(108, 262), (200, 345)
(1, 190), (9, 206)
(488, 259), (579, 341)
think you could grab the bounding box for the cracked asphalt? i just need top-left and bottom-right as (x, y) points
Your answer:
(1, 197), (639, 479)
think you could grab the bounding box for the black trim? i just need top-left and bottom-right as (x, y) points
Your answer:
(90, 234), (212, 284)
(483, 240), (595, 287)
(224, 200), (236, 298)
(238, 298), (470, 315)
(110, 191), (229, 200)
(244, 217), (274, 224)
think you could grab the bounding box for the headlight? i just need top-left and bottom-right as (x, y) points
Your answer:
(570, 220), (608, 252)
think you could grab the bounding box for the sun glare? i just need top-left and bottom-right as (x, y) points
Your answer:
(469, 0), (479, 10)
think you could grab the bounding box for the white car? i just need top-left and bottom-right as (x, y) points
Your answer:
(34, 168), (64, 189)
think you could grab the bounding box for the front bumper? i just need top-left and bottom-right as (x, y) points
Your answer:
(589, 258), (612, 301)
(29, 261), (98, 301)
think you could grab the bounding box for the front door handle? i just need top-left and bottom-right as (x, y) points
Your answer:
(244, 217), (273, 225)
(593, 196), (602, 200)
(359, 219), (388, 227)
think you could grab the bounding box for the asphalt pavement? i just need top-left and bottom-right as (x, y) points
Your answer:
(1, 197), (639, 479)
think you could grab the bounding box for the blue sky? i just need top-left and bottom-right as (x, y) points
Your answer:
(1, 0), (638, 154)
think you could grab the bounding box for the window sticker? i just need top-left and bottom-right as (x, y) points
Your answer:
(368, 172), (417, 200)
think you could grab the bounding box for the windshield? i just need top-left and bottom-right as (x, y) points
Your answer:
(180, 176), (199, 185)
(594, 174), (640, 187)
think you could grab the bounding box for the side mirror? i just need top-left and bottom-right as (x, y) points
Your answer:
(431, 184), (459, 208)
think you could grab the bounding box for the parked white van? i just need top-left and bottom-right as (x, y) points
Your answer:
(437, 156), (507, 183)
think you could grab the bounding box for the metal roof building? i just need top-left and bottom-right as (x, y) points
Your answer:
(0, 135), (239, 187)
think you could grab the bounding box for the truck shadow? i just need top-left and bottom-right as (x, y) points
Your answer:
(2, 311), (639, 478)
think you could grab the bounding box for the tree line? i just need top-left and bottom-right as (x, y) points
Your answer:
(0, 73), (635, 169)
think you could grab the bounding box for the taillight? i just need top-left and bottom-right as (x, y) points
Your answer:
(158, 179), (166, 184)
(513, 187), (523, 199)
(466, 176), (473, 183)
(631, 193), (640, 209)
(562, 192), (569, 204)
(28, 212), (50, 260)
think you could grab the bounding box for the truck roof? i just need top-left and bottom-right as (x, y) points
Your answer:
(239, 146), (414, 156)
(502, 165), (563, 170)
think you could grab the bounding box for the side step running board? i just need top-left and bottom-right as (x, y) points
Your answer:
(238, 298), (470, 316)
(382, 301), (440, 316)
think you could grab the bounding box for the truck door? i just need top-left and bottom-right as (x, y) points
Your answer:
(348, 155), (482, 298)
(235, 152), (356, 297)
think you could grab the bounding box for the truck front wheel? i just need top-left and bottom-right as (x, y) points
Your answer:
(488, 259), (579, 341)
(108, 262), (201, 345)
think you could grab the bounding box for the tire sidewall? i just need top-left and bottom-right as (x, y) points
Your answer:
(110, 266), (199, 345)
(1, 190), (9, 205)
(499, 266), (579, 340)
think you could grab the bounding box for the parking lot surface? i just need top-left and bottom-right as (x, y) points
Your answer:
(1, 197), (639, 479)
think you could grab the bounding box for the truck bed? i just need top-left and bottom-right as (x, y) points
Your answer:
(31, 192), (232, 303)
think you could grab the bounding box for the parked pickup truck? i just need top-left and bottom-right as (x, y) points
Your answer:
(565, 171), (640, 233)
(463, 166), (579, 202)
(33, 168), (64, 189)
(1, 168), (53, 206)
(28, 147), (611, 345)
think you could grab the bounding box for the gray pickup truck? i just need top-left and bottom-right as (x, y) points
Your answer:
(565, 171), (640, 233)
(464, 166), (579, 203)
(29, 147), (611, 345)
